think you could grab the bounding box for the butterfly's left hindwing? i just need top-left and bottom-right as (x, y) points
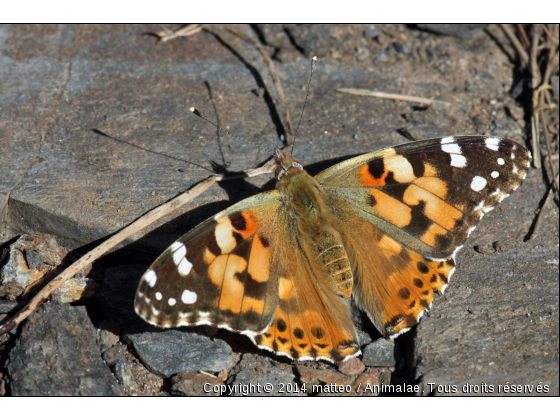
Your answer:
(135, 191), (283, 334)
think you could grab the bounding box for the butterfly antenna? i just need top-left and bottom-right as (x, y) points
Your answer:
(291, 56), (317, 155)
(190, 107), (265, 152)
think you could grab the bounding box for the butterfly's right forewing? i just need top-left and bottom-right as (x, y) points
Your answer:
(135, 191), (284, 335)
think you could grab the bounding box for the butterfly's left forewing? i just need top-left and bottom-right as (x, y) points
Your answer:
(135, 191), (284, 334)
(317, 136), (530, 337)
(318, 136), (530, 260)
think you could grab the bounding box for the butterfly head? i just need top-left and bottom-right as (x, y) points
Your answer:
(274, 149), (304, 183)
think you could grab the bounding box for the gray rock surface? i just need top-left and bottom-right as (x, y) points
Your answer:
(416, 24), (488, 40)
(6, 302), (121, 395)
(362, 339), (396, 368)
(126, 330), (234, 377)
(113, 351), (163, 396)
(0, 300), (18, 313)
(230, 353), (304, 395)
(171, 372), (224, 396)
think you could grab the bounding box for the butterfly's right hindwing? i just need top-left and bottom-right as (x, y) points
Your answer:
(135, 191), (283, 334)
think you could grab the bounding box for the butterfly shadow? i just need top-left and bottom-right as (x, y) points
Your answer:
(79, 172), (270, 336)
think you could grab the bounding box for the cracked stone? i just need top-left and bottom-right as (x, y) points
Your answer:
(0, 234), (67, 299)
(6, 302), (121, 396)
(126, 330), (234, 378)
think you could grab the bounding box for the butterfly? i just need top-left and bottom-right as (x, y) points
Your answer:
(135, 135), (530, 363)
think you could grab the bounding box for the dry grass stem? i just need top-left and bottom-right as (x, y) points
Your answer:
(151, 24), (204, 43)
(336, 88), (450, 106)
(529, 25), (543, 169)
(500, 24), (530, 68)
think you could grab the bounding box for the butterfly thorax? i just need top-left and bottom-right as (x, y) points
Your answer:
(275, 151), (354, 298)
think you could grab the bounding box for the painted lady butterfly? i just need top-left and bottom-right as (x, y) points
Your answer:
(135, 135), (530, 363)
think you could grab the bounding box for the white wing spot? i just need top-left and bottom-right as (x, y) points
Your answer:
(145, 270), (157, 287)
(178, 259), (193, 276)
(151, 307), (160, 316)
(497, 158), (505, 165)
(491, 171), (499, 178)
(450, 154), (467, 168)
(512, 164), (518, 174)
(182, 289), (198, 304)
(172, 244), (187, 265)
(442, 143), (461, 154)
(511, 153), (515, 159)
(169, 241), (182, 252)
(485, 137), (501, 151)
(168, 297), (177, 306)
(155, 292), (163, 301)
(441, 136), (455, 144)
(470, 176), (488, 192)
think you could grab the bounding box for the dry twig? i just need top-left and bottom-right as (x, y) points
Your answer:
(336, 88), (450, 106)
(500, 24), (530, 68)
(516, 25), (531, 49)
(529, 24), (543, 169)
(151, 24), (204, 43)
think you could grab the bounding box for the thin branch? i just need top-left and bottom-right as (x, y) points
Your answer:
(517, 24), (531, 48)
(227, 28), (295, 152)
(541, 24), (559, 46)
(500, 24), (530, 68)
(336, 88), (450, 106)
(541, 112), (559, 192)
(151, 24), (204, 43)
(0, 167), (275, 337)
(530, 24), (543, 169)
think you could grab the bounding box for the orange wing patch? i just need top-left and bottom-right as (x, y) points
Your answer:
(402, 184), (462, 231)
(370, 189), (413, 227)
(359, 155), (416, 187)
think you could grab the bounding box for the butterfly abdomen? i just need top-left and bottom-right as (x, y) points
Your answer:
(311, 230), (353, 298)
